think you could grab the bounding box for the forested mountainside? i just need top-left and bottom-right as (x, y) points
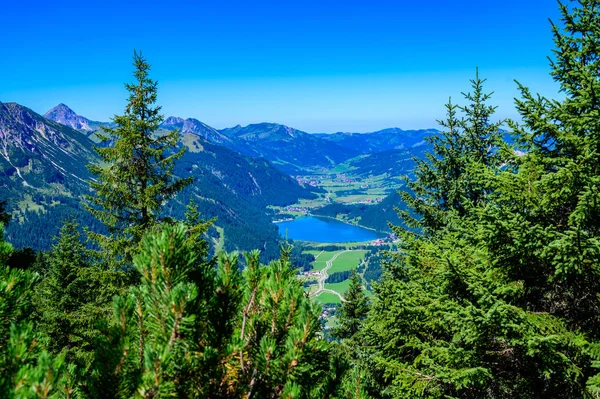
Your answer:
(340, 148), (423, 177)
(219, 122), (356, 172)
(1, 103), (315, 258)
(315, 127), (436, 154)
(0, 101), (108, 248)
(168, 134), (318, 258)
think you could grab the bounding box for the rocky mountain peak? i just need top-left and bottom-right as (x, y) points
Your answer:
(163, 116), (185, 126)
(44, 103), (95, 131)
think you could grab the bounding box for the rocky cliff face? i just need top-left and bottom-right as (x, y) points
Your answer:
(0, 102), (96, 188)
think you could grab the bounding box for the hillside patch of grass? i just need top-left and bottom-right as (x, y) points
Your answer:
(328, 250), (366, 274)
(310, 250), (340, 271)
(324, 280), (352, 294)
(314, 292), (341, 305)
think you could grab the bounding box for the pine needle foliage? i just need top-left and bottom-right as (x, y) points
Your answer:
(361, 1), (600, 397)
(0, 224), (81, 398)
(398, 70), (506, 235)
(33, 221), (123, 370)
(86, 51), (192, 267)
(89, 224), (334, 399)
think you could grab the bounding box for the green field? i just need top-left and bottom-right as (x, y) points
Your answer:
(325, 315), (338, 329)
(304, 249), (369, 305)
(309, 250), (340, 271)
(324, 280), (372, 300)
(327, 250), (366, 274)
(314, 292), (342, 305)
(324, 280), (352, 293)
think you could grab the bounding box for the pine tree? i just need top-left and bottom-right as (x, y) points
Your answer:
(90, 225), (335, 398)
(398, 70), (505, 234)
(332, 269), (368, 342)
(329, 270), (370, 399)
(34, 221), (122, 369)
(0, 223), (77, 398)
(86, 51), (192, 267)
(360, 1), (600, 397)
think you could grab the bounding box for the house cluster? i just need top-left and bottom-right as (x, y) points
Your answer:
(333, 173), (358, 183)
(302, 270), (321, 278)
(356, 197), (383, 205)
(286, 206), (309, 213)
(296, 177), (321, 186)
(319, 306), (337, 325)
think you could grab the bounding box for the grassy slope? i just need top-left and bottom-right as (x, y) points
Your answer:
(328, 250), (366, 274)
(324, 280), (352, 293)
(314, 292), (342, 305)
(309, 250), (340, 271)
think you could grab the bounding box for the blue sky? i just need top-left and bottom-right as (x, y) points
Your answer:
(1, 0), (562, 132)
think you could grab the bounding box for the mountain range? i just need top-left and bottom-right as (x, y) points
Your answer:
(1, 101), (437, 258)
(315, 128), (435, 154)
(42, 104), (436, 174)
(0, 102), (316, 259)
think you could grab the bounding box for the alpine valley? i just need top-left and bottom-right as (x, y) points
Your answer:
(0, 101), (433, 260)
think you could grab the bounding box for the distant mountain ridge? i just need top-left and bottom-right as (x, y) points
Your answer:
(160, 116), (256, 156)
(162, 116), (232, 145)
(218, 122), (356, 173)
(42, 103), (438, 175)
(315, 128), (438, 155)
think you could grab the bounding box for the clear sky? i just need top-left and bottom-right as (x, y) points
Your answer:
(1, 0), (563, 133)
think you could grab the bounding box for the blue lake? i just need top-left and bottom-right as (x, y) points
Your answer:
(276, 216), (385, 243)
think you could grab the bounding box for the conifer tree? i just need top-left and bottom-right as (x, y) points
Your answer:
(361, 1), (600, 397)
(0, 224), (77, 398)
(91, 225), (335, 398)
(86, 51), (192, 266)
(329, 270), (371, 399)
(34, 221), (122, 369)
(332, 269), (368, 342)
(398, 70), (505, 234)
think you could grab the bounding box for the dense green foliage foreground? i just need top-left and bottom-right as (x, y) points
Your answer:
(0, 222), (343, 398)
(3, 1), (600, 398)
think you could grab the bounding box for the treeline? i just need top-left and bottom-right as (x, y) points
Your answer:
(362, 246), (390, 286)
(325, 269), (352, 284)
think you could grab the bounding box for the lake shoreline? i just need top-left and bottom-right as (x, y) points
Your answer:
(276, 215), (386, 243)
(274, 213), (388, 235)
